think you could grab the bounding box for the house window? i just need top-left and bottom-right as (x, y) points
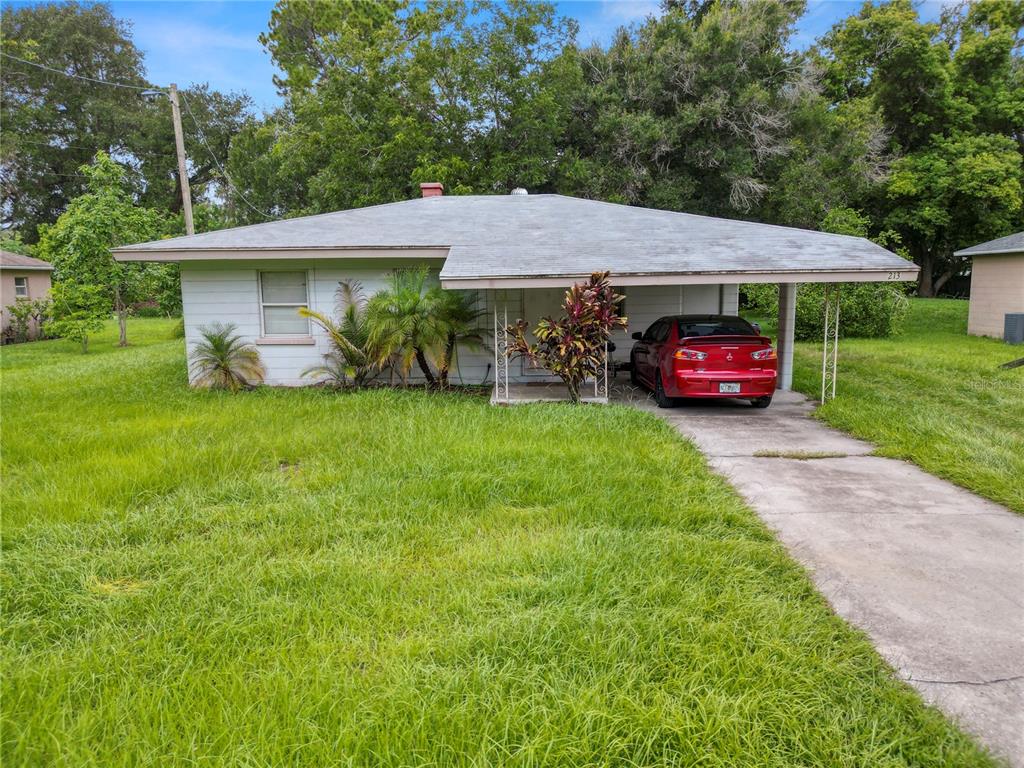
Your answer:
(259, 271), (309, 335)
(13, 276), (28, 298)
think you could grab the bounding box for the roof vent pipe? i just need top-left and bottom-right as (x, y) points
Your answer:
(420, 182), (444, 198)
(510, 187), (528, 195)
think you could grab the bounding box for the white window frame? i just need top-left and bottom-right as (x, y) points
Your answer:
(258, 270), (311, 337)
(13, 276), (28, 298)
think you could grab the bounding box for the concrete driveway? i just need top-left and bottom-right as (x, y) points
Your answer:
(622, 388), (1024, 766)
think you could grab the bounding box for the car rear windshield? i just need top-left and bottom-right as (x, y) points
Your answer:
(677, 318), (758, 338)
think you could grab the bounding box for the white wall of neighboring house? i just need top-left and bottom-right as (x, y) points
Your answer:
(180, 260), (740, 386)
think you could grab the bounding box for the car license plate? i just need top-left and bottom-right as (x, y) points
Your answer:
(719, 382), (741, 394)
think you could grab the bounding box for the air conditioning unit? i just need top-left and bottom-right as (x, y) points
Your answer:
(1005, 313), (1024, 344)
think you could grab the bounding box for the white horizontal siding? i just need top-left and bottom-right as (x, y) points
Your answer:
(182, 261), (741, 387)
(182, 266), (319, 385)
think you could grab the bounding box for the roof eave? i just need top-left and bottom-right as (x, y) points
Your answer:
(112, 246), (452, 262)
(440, 265), (919, 289)
(954, 247), (1024, 257)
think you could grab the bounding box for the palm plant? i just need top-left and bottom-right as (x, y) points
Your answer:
(300, 280), (380, 387)
(366, 268), (449, 387)
(189, 322), (266, 391)
(435, 290), (487, 388)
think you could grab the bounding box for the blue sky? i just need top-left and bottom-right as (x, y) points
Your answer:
(46, 1), (949, 114)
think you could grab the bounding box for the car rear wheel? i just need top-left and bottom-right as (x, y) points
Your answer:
(752, 396), (772, 409)
(654, 373), (674, 408)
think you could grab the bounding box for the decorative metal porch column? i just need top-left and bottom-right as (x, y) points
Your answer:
(493, 306), (510, 404)
(593, 342), (609, 403)
(821, 284), (841, 403)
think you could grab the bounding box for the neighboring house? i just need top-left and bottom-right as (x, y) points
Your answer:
(114, 186), (916, 398)
(954, 233), (1024, 340)
(1, 250), (53, 340)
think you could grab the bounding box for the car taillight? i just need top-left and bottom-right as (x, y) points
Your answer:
(751, 348), (776, 360)
(674, 348), (707, 361)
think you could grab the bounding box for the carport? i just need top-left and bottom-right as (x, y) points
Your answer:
(437, 196), (918, 404)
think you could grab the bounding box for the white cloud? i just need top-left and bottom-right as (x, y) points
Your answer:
(598, 0), (662, 22)
(131, 18), (262, 58)
(120, 10), (280, 108)
(570, 0), (663, 46)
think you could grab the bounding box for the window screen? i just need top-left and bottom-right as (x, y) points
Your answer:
(13, 277), (28, 298)
(260, 272), (309, 335)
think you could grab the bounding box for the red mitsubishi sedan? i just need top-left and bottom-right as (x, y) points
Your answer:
(629, 315), (777, 408)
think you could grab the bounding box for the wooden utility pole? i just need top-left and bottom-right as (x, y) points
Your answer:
(167, 83), (195, 236)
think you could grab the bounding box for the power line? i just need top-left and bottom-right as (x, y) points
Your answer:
(3, 52), (273, 220)
(12, 137), (178, 159)
(0, 51), (155, 91)
(180, 92), (275, 221)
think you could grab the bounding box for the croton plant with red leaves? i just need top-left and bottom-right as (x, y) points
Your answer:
(506, 272), (627, 403)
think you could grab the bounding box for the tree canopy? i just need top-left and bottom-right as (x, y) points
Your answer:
(36, 152), (169, 344)
(3, 0), (1022, 297)
(817, 0), (1024, 294)
(1, 1), (251, 240)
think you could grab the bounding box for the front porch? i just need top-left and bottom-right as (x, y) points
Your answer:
(492, 371), (653, 406)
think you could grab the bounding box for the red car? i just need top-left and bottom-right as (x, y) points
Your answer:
(629, 315), (777, 408)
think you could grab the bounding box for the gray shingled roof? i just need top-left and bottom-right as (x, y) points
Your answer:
(954, 232), (1024, 257)
(0, 250), (53, 270)
(114, 194), (911, 279)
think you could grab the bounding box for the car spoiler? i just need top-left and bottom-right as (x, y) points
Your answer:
(680, 335), (772, 345)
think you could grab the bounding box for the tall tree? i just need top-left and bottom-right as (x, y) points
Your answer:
(2, 2), (253, 239)
(818, 0), (1024, 295)
(227, 0), (578, 219)
(1, 1), (147, 239)
(562, 0), (810, 214)
(35, 152), (168, 346)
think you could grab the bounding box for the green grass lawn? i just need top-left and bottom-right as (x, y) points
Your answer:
(788, 299), (1024, 513)
(1, 320), (997, 766)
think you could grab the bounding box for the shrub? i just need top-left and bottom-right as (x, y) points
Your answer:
(507, 272), (627, 403)
(188, 322), (266, 391)
(132, 302), (165, 318)
(6, 299), (34, 343)
(741, 282), (910, 340)
(366, 268), (449, 386)
(434, 289), (487, 389)
(29, 297), (52, 338)
(300, 280), (381, 387)
(45, 283), (109, 353)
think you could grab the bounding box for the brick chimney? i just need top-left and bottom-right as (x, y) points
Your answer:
(420, 182), (444, 198)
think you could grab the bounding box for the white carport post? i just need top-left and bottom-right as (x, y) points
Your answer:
(821, 284), (841, 403)
(776, 283), (797, 391)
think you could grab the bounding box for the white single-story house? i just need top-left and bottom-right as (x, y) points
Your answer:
(114, 185), (916, 401)
(954, 232), (1024, 340)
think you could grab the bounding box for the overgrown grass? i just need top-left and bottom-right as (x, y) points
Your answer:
(788, 299), (1023, 513)
(1, 320), (997, 766)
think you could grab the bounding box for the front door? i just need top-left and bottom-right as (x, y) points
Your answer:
(521, 287), (567, 377)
